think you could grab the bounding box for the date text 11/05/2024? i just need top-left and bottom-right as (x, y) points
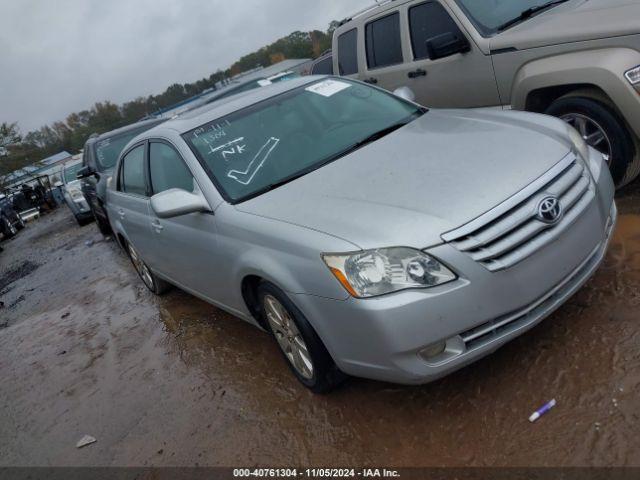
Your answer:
(233, 468), (401, 478)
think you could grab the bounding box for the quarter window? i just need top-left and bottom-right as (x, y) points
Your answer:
(337, 29), (358, 75)
(409, 2), (462, 60)
(149, 142), (195, 195)
(365, 13), (403, 69)
(120, 145), (147, 196)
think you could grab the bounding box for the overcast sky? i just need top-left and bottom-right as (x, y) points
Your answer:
(0, 0), (371, 133)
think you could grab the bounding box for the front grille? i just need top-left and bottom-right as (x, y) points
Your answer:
(460, 236), (605, 351)
(442, 155), (594, 271)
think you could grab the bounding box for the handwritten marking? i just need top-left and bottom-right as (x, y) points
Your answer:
(227, 137), (280, 185)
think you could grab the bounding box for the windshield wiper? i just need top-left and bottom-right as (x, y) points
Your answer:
(496, 0), (570, 32)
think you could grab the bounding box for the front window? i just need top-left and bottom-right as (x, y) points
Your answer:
(183, 78), (424, 203)
(94, 125), (156, 171)
(453, 0), (568, 36)
(63, 163), (83, 183)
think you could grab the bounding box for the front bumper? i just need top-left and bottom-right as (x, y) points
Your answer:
(293, 159), (617, 385)
(19, 208), (40, 223)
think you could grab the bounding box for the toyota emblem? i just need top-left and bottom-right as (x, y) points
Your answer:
(536, 196), (562, 224)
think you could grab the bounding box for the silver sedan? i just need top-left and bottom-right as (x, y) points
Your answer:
(106, 76), (616, 392)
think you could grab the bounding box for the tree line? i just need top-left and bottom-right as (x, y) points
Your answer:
(0, 22), (338, 184)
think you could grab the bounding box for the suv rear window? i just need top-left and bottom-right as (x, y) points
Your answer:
(312, 56), (334, 75)
(409, 2), (462, 60)
(365, 13), (403, 69)
(337, 29), (358, 75)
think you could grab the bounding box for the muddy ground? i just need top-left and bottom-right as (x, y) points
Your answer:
(0, 182), (639, 468)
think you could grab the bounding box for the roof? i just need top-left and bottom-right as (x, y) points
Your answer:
(160, 75), (322, 134)
(86, 118), (166, 146)
(154, 59), (313, 120)
(41, 151), (72, 166)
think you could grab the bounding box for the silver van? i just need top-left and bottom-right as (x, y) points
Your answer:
(333, 0), (640, 187)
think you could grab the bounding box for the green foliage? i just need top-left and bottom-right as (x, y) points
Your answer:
(1, 21), (337, 183)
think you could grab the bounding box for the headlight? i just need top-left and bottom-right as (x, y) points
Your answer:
(625, 65), (640, 85)
(69, 188), (84, 201)
(322, 247), (456, 298)
(567, 125), (590, 162)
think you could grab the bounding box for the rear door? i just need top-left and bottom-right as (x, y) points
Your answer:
(145, 140), (220, 298)
(109, 143), (153, 255)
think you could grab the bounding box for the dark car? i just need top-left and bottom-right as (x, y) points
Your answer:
(309, 50), (333, 75)
(77, 119), (165, 235)
(0, 194), (24, 240)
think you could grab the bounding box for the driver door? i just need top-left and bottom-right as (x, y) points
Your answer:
(144, 140), (222, 300)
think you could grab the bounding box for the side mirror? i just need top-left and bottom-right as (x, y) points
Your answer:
(426, 32), (470, 60)
(393, 86), (416, 102)
(76, 166), (96, 180)
(150, 188), (210, 219)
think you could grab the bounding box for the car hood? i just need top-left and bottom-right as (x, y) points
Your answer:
(491, 0), (640, 52)
(235, 109), (573, 250)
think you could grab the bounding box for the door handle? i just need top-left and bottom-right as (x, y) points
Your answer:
(117, 209), (125, 219)
(364, 77), (378, 84)
(408, 69), (427, 79)
(151, 221), (163, 233)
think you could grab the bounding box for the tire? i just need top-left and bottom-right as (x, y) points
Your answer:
(126, 241), (171, 295)
(258, 282), (345, 393)
(1, 216), (17, 239)
(92, 207), (112, 236)
(545, 96), (636, 187)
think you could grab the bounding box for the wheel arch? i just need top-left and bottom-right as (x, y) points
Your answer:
(510, 47), (640, 139)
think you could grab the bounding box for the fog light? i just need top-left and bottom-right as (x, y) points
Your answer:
(419, 341), (446, 360)
(625, 65), (640, 85)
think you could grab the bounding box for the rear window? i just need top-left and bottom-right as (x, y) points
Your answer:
(409, 2), (462, 60)
(337, 29), (358, 75)
(63, 163), (83, 183)
(365, 13), (403, 69)
(311, 56), (334, 75)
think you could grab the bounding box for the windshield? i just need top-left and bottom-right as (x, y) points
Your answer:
(453, 0), (566, 35)
(94, 125), (156, 171)
(63, 163), (83, 183)
(183, 79), (423, 203)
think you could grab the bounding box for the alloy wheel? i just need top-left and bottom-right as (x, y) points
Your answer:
(128, 244), (155, 291)
(264, 294), (314, 379)
(561, 113), (612, 165)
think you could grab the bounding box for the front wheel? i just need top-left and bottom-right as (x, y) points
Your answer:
(1, 216), (17, 239)
(545, 96), (637, 187)
(258, 282), (345, 393)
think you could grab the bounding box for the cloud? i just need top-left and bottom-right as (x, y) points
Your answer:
(0, 0), (370, 133)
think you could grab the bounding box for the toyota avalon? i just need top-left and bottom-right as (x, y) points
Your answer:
(106, 76), (616, 392)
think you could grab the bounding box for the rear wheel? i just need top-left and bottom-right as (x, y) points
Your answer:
(545, 96), (637, 187)
(258, 282), (345, 393)
(126, 242), (171, 295)
(92, 207), (112, 236)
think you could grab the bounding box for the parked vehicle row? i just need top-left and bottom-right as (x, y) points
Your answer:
(105, 76), (616, 392)
(332, 0), (640, 187)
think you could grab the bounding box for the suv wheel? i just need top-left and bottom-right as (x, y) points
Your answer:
(126, 242), (171, 295)
(258, 282), (345, 393)
(546, 96), (636, 187)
